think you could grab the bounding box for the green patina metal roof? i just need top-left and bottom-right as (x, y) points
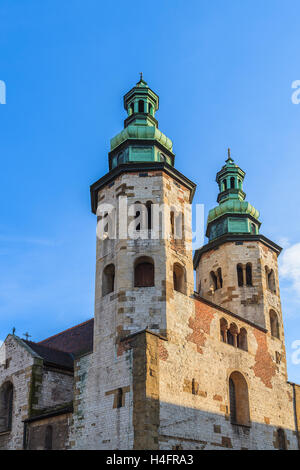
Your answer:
(206, 150), (261, 241)
(110, 125), (173, 152)
(108, 75), (174, 170)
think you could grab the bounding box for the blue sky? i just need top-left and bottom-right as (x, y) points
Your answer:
(0, 0), (300, 382)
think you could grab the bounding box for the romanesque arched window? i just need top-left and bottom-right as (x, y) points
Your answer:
(45, 425), (53, 450)
(223, 179), (227, 191)
(229, 371), (250, 426)
(0, 382), (13, 433)
(173, 263), (186, 294)
(270, 310), (280, 339)
(237, 264), (244, 287)
(130, 102), (134, 115)
(102, 264), (115, 296)
(246, 263), (252, 286)
(230, 177), (235, 189)
(134, 257), (154, 287)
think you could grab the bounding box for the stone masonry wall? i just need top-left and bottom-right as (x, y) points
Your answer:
(0, 335), (36, 450)
(158, 297), (298, 450)
(36, 368), (73, 410)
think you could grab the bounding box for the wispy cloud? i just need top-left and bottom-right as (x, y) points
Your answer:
(279, 241), (300, 298)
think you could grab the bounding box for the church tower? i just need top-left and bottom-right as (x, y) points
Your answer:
(194, 151), (284, 334)
(79, 77), (196, 449)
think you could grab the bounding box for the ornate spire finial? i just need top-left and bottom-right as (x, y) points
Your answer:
(23, 332), (31, 341)
(139, 72), (143, 81)
(228, 148), (231, 159)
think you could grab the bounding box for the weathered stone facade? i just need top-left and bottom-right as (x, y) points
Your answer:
(0, 79), (299, 450)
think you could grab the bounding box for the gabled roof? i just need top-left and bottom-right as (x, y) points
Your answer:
(24, 340), (74, 371)
(37, 318), (94, 356)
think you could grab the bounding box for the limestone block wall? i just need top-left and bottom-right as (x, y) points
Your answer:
(69, 346), (134, 450)
(157, 297), (298, 450)
(36, 368), (73, 410)
(196, 241), (282, 330)
(0, 335), (37, 450)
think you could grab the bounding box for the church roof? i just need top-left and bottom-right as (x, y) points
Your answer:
(37, 318), (94, 356)
(24, 340), (74, 370)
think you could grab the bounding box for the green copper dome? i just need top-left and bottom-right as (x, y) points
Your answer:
(108, 74), (175, 170)
(206, 150), (261, 241)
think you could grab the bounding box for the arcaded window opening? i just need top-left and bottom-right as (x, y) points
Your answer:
(230, 177), (235, 189)
(102, 264), (115, 296)
(134, 257), (154, 287)
(220, 318), (228, 343)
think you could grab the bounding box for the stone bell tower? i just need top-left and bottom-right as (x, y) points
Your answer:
(194, 151), (284, 335)
(79, 77), (196, 449)
(90, 75), (196, 343)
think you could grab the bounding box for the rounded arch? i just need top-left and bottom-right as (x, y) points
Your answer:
(228, 371), (250, 426)
(134, 256), (154, 287)
(0, 381), (13, 433)
(270, 309), (280, 339)
(102, 264), (115, 296)
(173, 262), (186, 294)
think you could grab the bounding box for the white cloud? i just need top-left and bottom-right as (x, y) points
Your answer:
(279, 242), (300, 297)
